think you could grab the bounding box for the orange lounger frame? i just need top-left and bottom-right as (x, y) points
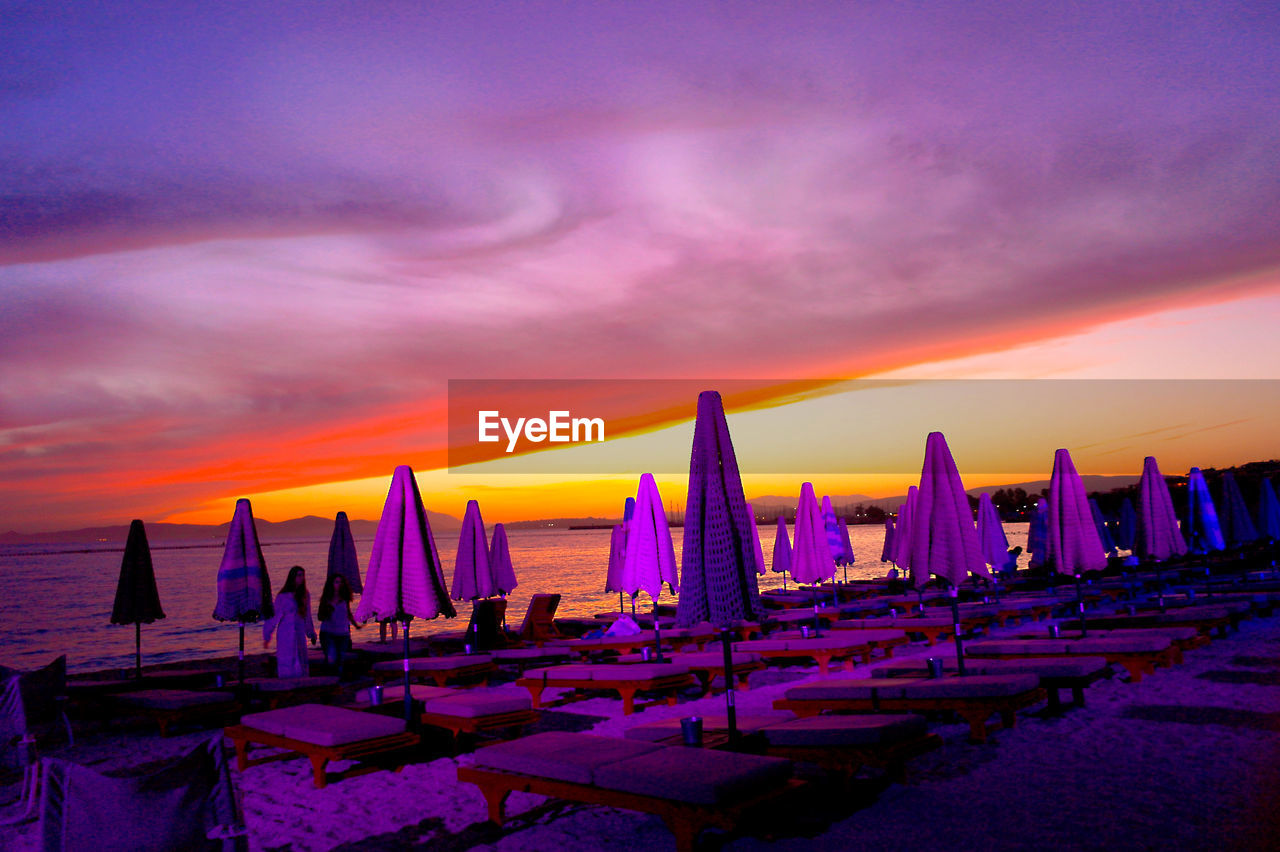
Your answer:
(224, 724), (419, 788)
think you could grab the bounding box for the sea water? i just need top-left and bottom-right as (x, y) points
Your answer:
(0, 524), (1029, 674)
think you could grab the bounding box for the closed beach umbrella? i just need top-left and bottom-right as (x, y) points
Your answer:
(791, 482), (836, 634)
(976, 493), (1010, 571)
(1184, 467), (1225, 554)
(1218, 472), (1259, 546)
(451, 500), (493, 601)
(605, 524), (628, 599)
(213, 498), (273, 684)
(111, 520), (166, 680)
(326, 511), (362, 594)
(746, 504), (769, 577)
(1027, 498), (1049, 570)
(356, 465), (456, 721)
(880, 517), (895, 565)
(891, 487), (919, 569)
(1089, 499), (1118, 557)
(901, 432), (988, 671)
(623, 473), (679, 657)
(1047, 449), (1108, 634)
(677, 390), (761, 627)
(1135, 456), (1187, 608)
(1116, 498), (1138, 552)
(489, 523), (518, 595)
(772, 518), (792, 589)
(839, 519), (855, 570)
(1258, 480), (1280, 541)
(821, 496), (846, 566)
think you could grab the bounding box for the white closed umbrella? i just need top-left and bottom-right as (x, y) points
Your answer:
(621, 473), (679, 658)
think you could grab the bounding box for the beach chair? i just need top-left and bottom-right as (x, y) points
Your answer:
(772, 673), (1046, 743)
(1, 656), (72, 825)
(747, 635), (877, 676)
(516, 593), (564, 645)
(457, 731), (799, 852)
(225, 704), (419, 788)
(36, 734), (246, 851)
(353, 684), (539, 742)
(516, 663), (696, 714)
(872, 657), (1111, 712)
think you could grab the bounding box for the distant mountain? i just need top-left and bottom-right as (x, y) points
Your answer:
(504, 517), (619, 530)
(0, 510), (462, 546)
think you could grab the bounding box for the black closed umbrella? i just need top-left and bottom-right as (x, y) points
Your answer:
(110, 520), (166, 679)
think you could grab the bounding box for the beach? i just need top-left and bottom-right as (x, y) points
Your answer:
(5, 592), (1278, 851)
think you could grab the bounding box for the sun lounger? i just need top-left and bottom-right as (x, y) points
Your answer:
(1066, 607), (1238, 637)
(964, 635), (1179, 682)
(226, 703), (418, 788)
(871, 657), (1110, 711)
(772, 673), (1045, 743)
(516, 663), (696, 714)
(489, 646), (574, 671)
(371, 654), (496, 687)
(624, 712), (942, 782)
(353, 683), (539, 741)
(458, 731), (798, 852)
(612, 650), (765, 695)
(515, 593), (565, 645)
(830, 616), (991, 646)
(1021, 625), (1206, 654)
(112, 689), (240, 736)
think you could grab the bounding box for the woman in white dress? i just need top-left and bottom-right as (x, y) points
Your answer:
(263, 565), (317, 678)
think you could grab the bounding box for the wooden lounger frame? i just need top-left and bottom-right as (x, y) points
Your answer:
(419, 707), (540, 740)
(761, 731), (944, 783)
(457, 764), (804, 852)
(372, 660), (496, 688)
(516, 672), (695, 714)
(224, 724), (419, 788)
(685, 660), (766, 697)
(753, 643), (872, 676)
(773, 687), (1047, 743)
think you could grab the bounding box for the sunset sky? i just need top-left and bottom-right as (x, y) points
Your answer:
(3, 2), (1278, 533)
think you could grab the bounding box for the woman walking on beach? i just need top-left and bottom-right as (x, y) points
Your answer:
(317, 574), (361, 679)
(263, 565), (317, 678)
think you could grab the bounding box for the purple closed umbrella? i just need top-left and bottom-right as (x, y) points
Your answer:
(880, 517), (895, 565)
(111, 520), (166, 680)
(677, 390), (761, 628)
(1047, 449), (1108, 634)
(791, 482), (836, 634)
(772, 518), (792, 590)
(1136, 456), (1188, 562)
(489, 524), (518, 595)
(1089, 499), (1118, 558)
(901, 433), (987, 673)
(1027, 498), (1049, 570)
(891, 486), (919, 570)
(356, 465), (456, 722)
(821, 496), (845, 567)
(622, 473), (679, 658)
(976, 493), (1010, 572)
(1185, 468), (1225, 554)
(1258, 480), (1280, 541)
(451, 500), (493, 601)
(1116, 498), (1138, 552)
(605, 524), (628, 602)
(838, 519), (855, 574)
(1218, 472), (1258, 546)
(213, 499), (273, 684)
(746, 504), (769, 577)
(326, 511), (363, 594)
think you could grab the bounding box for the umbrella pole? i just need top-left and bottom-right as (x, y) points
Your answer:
(720, 628), (738, 746)
(810, 584), (822, 637)
(619, 592), (624, 614)
(781, 571), (786, 591)
(652, 596), (664, 662)
(238, 622), (246, 685)
(135, 622), (143, 680)
(1075, 574), (1087, 638)
(949, 584), (966, 676)
(402, 619), (413, 726)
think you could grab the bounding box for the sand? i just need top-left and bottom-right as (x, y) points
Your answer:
(5, 605), (1280, 851)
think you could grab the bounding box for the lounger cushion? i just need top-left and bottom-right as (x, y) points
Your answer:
(597, 746), (792, 806)
(760, 713), (927, 747)
(472, 731), (661, 785)
(490, 648), (572, 662)
(239, 703), (405, 746)
(665, 651), (762, 668)
(115, 689), (236, 710)
(420, 690), (532, 718)
(623, 713), (793, 742)
(873, 657), (1107, 679)
(583, 663), (691, 680)
(370, 684), (457, 703)
(523, 664), (603, 681)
